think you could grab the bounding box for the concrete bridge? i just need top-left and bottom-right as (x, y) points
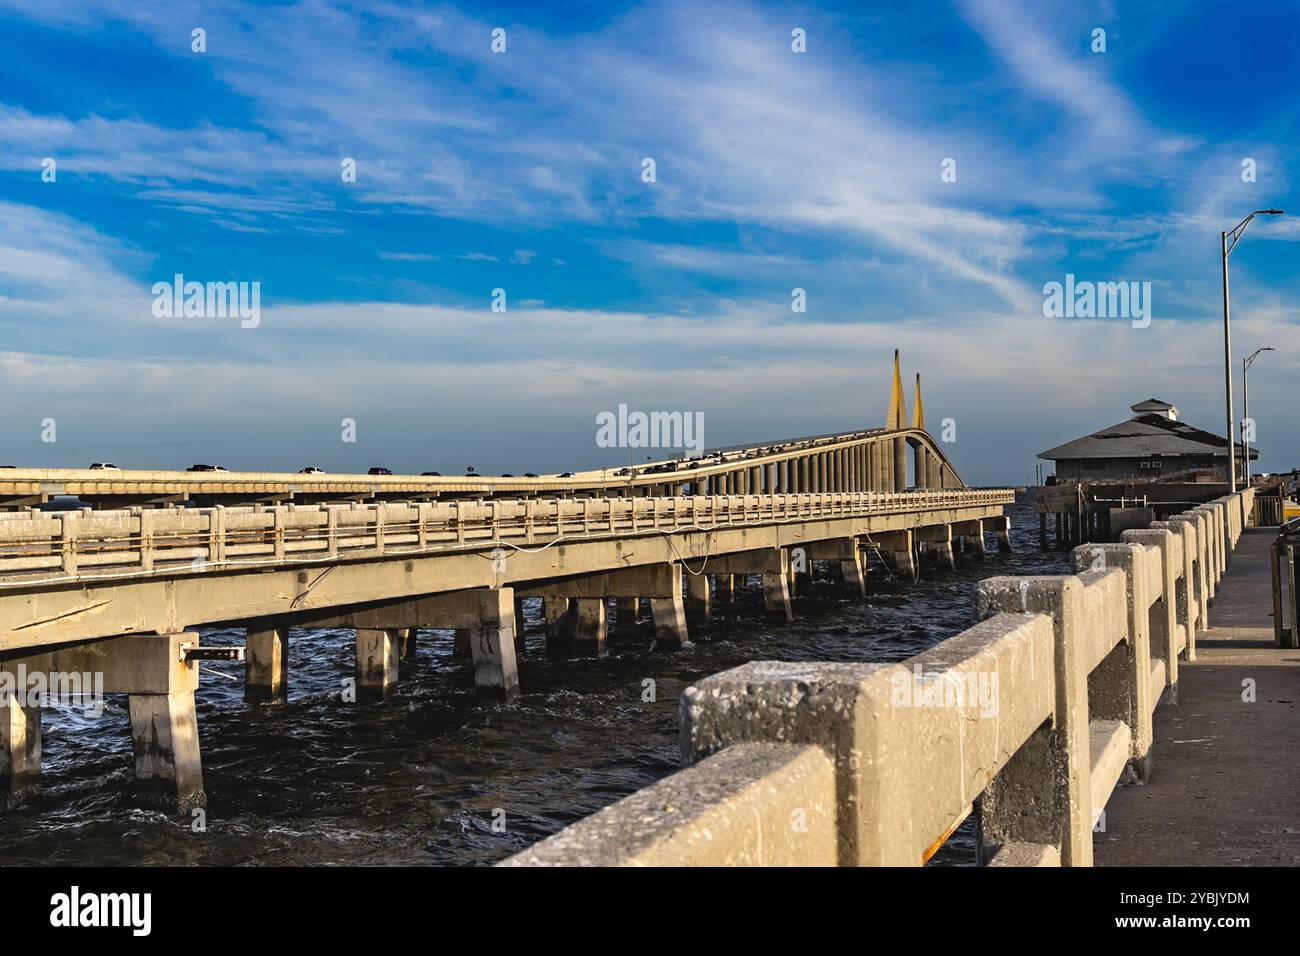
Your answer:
(0, 355), (1014, 814)
(504, 489), (1260, 867)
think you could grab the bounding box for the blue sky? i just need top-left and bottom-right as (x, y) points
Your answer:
(1, 0), (1298, 483)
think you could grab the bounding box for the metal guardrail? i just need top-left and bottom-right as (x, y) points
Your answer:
(0, 489), (1014, 585)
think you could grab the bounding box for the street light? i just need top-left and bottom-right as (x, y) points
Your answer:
(1242, 346), (1274, 484)
(1221, 208), (1283, 492)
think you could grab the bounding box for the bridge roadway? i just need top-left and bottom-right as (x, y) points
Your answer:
(1093, 525), (1300, 865)
(0, 484), (1013, 813)
(0, 426), (957, 509)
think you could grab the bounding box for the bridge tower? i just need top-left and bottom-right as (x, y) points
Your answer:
(886, 351), (908, 491)
(913, 373), (931, 489)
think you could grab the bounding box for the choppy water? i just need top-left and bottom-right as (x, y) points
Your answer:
(0, 494), (1067, 866)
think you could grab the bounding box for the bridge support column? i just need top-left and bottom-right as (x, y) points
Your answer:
(975, 578), (1092, 867)
(893, 436), (907, 491)
(809, 538), (866, 596)
(917, 524), (956, 570)
(686, 571), (712, 622)
(715, 573), (735, 603)
(120, 633), (205, 812)
(872, 530), (915, 578)
(543, 598), (572, 655)
(616, 597), (640, 626)
(466, 589), (521, 700)
(356, 628), (402, 701)
(650, 593), (690, 652)
(841, 552), (866, 596)
(763, 549), (793, 623)
(522, 564), (688, 653)
(0, 702), (40, 807)
(953, 520), (986, 557)
(990, 515), (1012, 553)
(1, 633), (205, 812)
(246, 623), (289, 704)
(569, 599), (608, 658)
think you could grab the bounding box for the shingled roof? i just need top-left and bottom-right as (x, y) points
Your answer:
(1038, 413), (1256, 461)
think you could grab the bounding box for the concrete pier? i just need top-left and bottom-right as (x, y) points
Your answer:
(686, 571), (711, 622)
(650, 593), (690, 651)
(355, 628), (401, 701)
(504, 488), (1254, 867)
(1094, 527), (1300, 865)
(245, 623), (289, 704)
(0, 702), (40, 807)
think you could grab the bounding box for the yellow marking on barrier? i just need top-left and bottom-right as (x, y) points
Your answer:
(921, 804), (972, 863)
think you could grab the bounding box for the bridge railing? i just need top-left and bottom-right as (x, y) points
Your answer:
(501, 488), (1252, 867)
(0, 488), (1014, 583)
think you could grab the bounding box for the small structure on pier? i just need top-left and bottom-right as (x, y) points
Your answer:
(1037, 398), (1254, 482)
(1034, 399), (1259, 548)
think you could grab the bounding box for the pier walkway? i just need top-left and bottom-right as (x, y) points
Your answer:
(1094, 526), (1300, 866)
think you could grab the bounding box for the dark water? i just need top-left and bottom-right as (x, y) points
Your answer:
(0, 494), (1067, 866)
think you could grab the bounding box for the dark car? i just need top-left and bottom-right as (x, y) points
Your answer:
(299, 466), (324, 474)
(368, 467), (392, 476)
(187, 464), (227, 472)
(523, 472), (538, 478)
(501, 473), (514, 478)
(420, 471), (441, 476)
(559, 472), (575, 478)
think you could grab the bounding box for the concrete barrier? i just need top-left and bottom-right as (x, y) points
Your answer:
(502, 490), (1254, 867)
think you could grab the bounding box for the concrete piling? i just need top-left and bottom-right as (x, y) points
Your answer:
(650, 593), (690, 651)
(355, 628), (401, 701)
(686, 572), (712, 622)
(0, 702), (40, 807)
(245, 623), (289, 704)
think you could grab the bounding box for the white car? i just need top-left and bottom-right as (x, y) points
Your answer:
(88, 462), (120, 470)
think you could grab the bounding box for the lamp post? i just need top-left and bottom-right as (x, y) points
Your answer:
(1221, 209), (1283, 492)
(1242, 346), (1274, 485)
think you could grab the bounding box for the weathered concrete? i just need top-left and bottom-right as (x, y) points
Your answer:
(686, 571), (712, 622)
(1095, 528), (1300, 866)
(1072, 544), (1155, 778)
(245, 623), (289, 704)
(355, 628), (401, 701)
(0, 701), (39, 807)
(506, 489), (1254, 868)
(3, 631), (207, 811)
(650, 592), (690, 651)
(499, 743), (836, 867)
(975, 577), (1093, 866)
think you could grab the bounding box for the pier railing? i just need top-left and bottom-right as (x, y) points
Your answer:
(0, 488), (1012, 584)
(501, 487), (1253, 867)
